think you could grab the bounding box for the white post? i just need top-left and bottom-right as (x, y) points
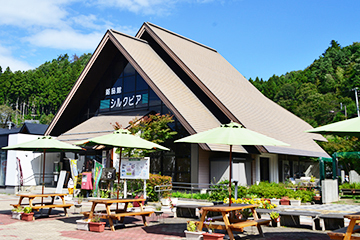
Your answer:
(143, 179), (147, 200)
(124, 180), (127, 198)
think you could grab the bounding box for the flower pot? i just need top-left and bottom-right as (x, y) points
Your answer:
(184, 230), (205, 240)
(21, 212), (34, 221)
(280, 199), (290, 205)
(290, 199), (301, 206)
(270, 199), (280, 206)
(88, 221), (106, 232)
(161, 198), (170, 206)
(76, 219), (89, 231)
(11, 211), (22, 220)
(202, 232), (225, 240)
(271, 217), (280, 227)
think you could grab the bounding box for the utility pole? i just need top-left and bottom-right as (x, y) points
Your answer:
(352, 87), (360, 117)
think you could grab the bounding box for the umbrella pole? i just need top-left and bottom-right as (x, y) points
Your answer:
(117, 148), (122, 210)
(229, 145), (232, 206)
(41, 150), (46, 205)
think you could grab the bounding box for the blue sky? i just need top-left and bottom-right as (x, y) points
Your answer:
(1, 0), (360, 81)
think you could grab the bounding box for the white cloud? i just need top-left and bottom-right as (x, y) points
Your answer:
(0, 0), (71, 28)
(24, 29), (103, 50)
(0, 45), (33, 71)
(92, 0), (177, 15)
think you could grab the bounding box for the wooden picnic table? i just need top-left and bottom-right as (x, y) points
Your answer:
(11, 193), (73, 217)
(197, 204), (270, 240)
(84, 198), (154, 231)
(328, 212), (360, 240)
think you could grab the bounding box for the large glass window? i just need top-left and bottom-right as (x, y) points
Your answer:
(0, 151), (7, 186)
(99, 63), (161, 113)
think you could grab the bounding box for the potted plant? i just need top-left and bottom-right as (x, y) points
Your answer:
(154, 204), (163, 217)
(21, 207), (34, 221)
(184, 221), (205, 240)
(202, 218), (225, 240)
(280, 196), (290, 205)
(88, 215), (106, 232)
(290, 197), (301, 206)
(270, 211), (280, 227)
(11, 206), (24, 220)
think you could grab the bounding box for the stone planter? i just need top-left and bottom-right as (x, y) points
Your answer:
(290, 199), (301, 206)
(21, 212), (34, 221)
(202, 232), (225, 240)
(88, 221), (106, 232)
(11, 211), (22, 220)
(76, 219), (89, 231)
(270, 199), (280, 205)
(184, 230), (205, 240)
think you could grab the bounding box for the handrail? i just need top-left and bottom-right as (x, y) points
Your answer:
(155, 182), (228, 200)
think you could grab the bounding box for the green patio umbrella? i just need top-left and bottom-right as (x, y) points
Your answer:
(76, 129), (169, 200)
(305, 116), (360, 137)
(2, 136), (83, 195)
(175, 122), (290, 206)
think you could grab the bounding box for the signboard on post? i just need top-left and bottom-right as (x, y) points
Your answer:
(120, 157), (149, 180)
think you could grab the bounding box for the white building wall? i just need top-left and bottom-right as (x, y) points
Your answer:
(6, 134), (60, 188)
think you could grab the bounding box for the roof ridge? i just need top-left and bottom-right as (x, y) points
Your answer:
(145, 22), (217, 52)
(110, 29), (148, 44)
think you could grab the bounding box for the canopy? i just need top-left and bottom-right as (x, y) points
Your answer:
(3, 136), (83, 195)
(175, 122), (290, 205)
(306, 117), (360, 137)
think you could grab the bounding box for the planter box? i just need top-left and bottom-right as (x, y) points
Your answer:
(88, 222), (106, 232)
(76, 219), (89, 231)
(202, 232), (225, 240)
(270, 199), (280, 205)
(290, 200), (301, 206)
(280, 199), (290, 205)
(21, 212), (34, 221)
(12, 211), (22, 220)
(161, 198), (170, 206)
(184, 230), (204, 240)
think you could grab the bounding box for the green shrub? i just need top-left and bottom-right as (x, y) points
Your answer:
(146, 173), (172, 202)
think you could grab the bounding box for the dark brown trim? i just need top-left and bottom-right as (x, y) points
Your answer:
(46, 31), (112, 135)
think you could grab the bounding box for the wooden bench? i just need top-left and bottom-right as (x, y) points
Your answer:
(230, 219), (271, 230)
(82, 211), (154, 221)
(328, 225), (360, 239)
(195, 219), (270, 231)
(11, 202), (52, 208)
(31, 204), (73, 217)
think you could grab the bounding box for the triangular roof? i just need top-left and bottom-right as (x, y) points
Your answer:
(46, 22), (328, 158)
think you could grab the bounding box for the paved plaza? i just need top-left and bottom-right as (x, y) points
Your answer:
(1, 193), (353, 240)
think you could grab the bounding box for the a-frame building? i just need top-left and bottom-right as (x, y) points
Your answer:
(46, 22), (329, 185)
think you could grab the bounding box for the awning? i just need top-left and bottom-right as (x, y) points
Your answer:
(56, 113), (147, 143)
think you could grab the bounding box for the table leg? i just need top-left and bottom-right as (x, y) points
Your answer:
(139, 202), (147, 226)
(250, 208), (265, 237)
(17, 196), (24, 207)
(88, 203), (96, 220)
(222, 212), (235, 240)
(344, 219), (356, 240)
(105, 204), (115, 231)
(197, 210), (207, 231)
(28, 197), (35, 208)
(48, 197), (55, 215)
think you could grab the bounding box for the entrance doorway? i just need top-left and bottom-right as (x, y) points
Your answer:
(260, 157), (269, 181)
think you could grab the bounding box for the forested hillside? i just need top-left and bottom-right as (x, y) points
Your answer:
(0, 53), (91, 126)
(250, 40), (360, 128)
